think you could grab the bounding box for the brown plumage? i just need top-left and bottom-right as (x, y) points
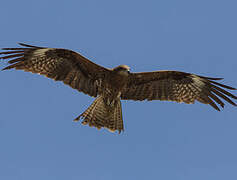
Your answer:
(1, 43), (236, 133)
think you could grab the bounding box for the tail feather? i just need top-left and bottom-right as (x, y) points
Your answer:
(74, 96), (124, 133)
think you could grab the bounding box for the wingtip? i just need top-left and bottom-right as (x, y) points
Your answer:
(212, 77), (224, 80)
(73, 115), (81, 122)
(18, 43), (31, 47)
(232, 102), (237, 106)
(199, 75), (224, 80)
(18, 42), (23, 46)
(18, 43), (46, 49)
(73, 118), (80, 122)
(2, 66), (11, 71)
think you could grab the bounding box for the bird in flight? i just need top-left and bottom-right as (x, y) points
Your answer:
(1, 43), (236, 133)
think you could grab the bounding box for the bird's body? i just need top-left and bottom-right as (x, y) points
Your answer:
(100, 65), (130, 103)
(76, 65), (130, 132)
(1, 43), (236, 133)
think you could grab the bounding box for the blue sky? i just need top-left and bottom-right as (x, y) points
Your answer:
(0, 0), (237, 179)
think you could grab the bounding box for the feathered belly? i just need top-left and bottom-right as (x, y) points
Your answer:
(100, 86), (121, 106)
(99, 80), (126, 106)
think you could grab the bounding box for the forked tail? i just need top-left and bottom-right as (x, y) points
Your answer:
(74, 96), (124, 133)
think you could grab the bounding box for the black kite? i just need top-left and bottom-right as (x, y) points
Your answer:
(1, 43), (236, 133)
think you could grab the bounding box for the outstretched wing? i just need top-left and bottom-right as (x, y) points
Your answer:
(121, 71), (237, 111)
(0, 43), (110, 97)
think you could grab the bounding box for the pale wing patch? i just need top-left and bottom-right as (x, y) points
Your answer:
(190, 75), (205, 87)
(33, 48), (53, 57)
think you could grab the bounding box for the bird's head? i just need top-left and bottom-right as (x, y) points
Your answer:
(113, 65), (130, 76)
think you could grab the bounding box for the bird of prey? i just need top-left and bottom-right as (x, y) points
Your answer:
(1, 43), (236, 133)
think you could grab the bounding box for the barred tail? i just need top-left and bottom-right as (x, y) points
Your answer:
(74, 96), (124, 133)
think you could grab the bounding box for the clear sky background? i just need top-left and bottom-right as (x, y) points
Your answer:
(0, 0), (237, 179)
